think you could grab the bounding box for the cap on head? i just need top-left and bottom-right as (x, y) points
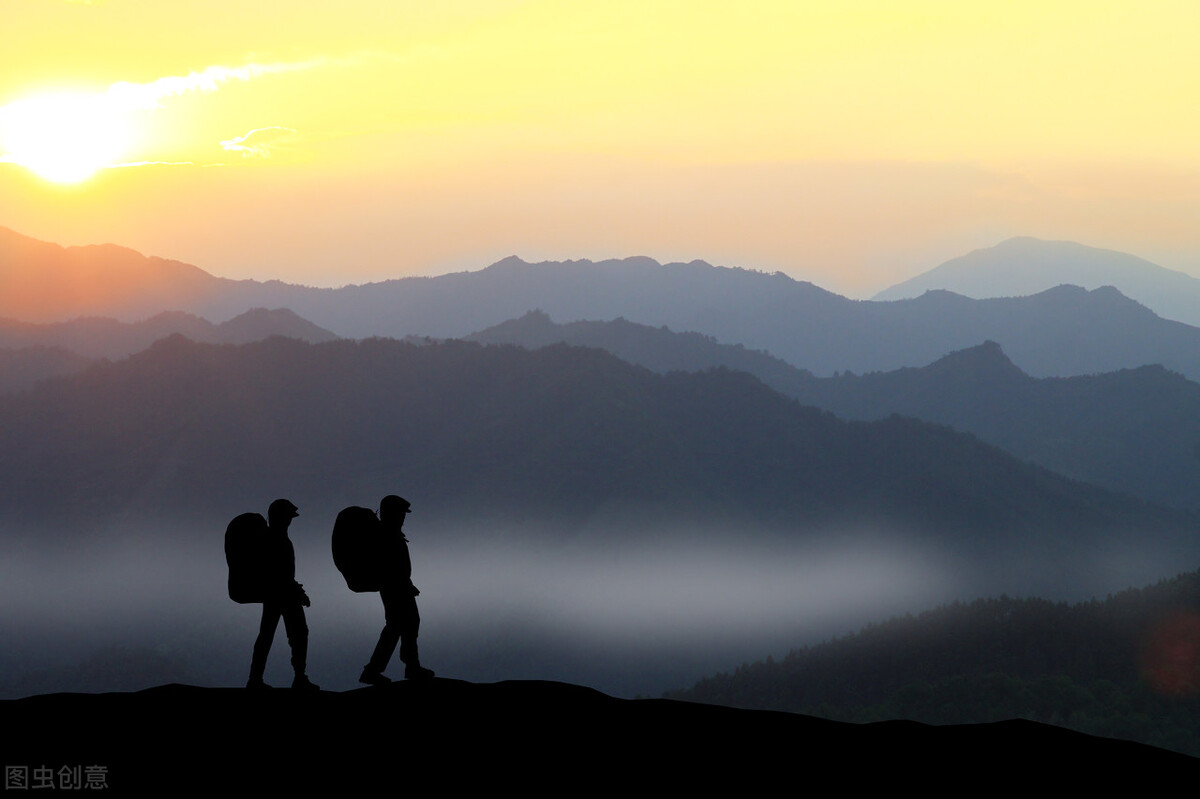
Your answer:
(268, 498), (299, 522)
(379, 495), (412, 521)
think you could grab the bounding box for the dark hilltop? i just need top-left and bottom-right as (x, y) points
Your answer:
(4, 679), (1195, 792)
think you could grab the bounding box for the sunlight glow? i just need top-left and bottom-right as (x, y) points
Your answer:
(0, 60), (321, 184)
(0, 91), (136, 183)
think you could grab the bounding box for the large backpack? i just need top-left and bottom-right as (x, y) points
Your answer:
(332, 506), (385, 592)
(224, 512), (271, 603)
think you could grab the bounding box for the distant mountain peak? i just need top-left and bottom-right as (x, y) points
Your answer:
(926, 340), (1029, 381)
(517, 309), (554, 323)
(1029, 284), (1153, 314)
(217, 307), (339, 344)
(908, 288), (974, 305)
(467, 308), (564, 347)
(1035, 284), (1089, 298)
(993, 235), (1073, 249)
(874, 236), (1200, 326)
(1091, 285), (1130, 301)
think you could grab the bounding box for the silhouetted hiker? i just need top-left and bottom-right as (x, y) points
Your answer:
(243, 499), (319, 691)
(360, 495), (435, 684)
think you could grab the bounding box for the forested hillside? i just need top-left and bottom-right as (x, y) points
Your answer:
(669, 570), (1200, 755)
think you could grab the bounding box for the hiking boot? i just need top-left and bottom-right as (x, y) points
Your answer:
(359, 668), (392, 686)
(246, 678), (273, 690)
(291, 675), (321, 692)
(404, 664), (435, 680)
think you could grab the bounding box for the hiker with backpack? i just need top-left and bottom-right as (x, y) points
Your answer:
(336, 495), (434, 684)
(225, 498), (320, 691)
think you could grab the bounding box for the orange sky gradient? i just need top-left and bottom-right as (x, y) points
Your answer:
(2, 0), (1197, 297)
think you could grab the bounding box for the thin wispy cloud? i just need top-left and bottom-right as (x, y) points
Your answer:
(106, 60), (327, 110)
(107, 160), (197, 169)
(220, 127), (297, 158)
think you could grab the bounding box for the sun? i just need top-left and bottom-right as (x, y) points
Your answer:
(0, 91), (138, 184)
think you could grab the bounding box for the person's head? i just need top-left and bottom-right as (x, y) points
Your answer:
(268, 498), (299, 529)
(379, 495), (411, 527)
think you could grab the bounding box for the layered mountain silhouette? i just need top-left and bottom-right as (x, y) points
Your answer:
(785, 343), (1200, 511)
(0, 308), (337, 393)
(875, 236), (1200, 327)
(466, 310), (802, 383)
(471, 312), (1200, 510)
(0, 307), (336, 360)
(0, 346), (92, 396)
(0, 336), (1194, 590)
(8, 226), (1200, 379)
(0, 226), (229, 323)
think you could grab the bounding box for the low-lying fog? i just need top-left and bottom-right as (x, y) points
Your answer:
(0, 522), (1188, 699)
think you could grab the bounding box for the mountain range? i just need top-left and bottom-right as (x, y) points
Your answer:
(1, 335), (1192, 588)
(468, 312), (1200, 511)
(0, 307), (336, 358)
(8, 226), (1200, 379)
(0, 308), (337, 393)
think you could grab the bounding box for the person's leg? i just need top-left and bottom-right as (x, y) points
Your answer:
(281, 603), (318, 690)
(398, 595), (420, 667)
(281, 602), (310, 677)
(363, 587), (401, 679)
(399, 595), (433, 679)
(248, 602), (282, 687)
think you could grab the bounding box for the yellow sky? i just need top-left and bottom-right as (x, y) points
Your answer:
(1, 0), (1197, 295)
